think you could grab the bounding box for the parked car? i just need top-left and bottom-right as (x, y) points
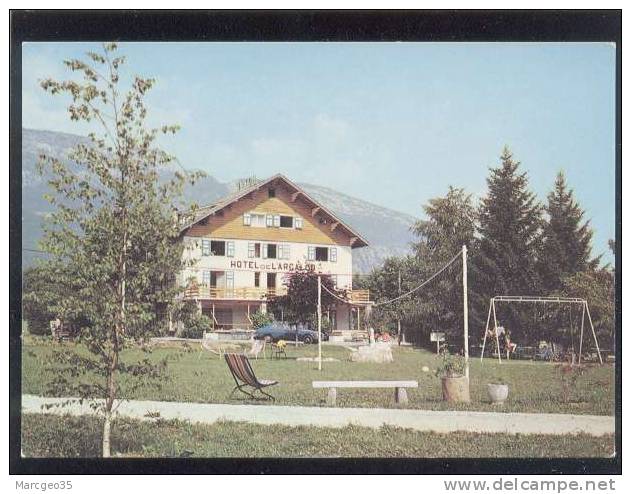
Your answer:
(255, 322), (327, 344)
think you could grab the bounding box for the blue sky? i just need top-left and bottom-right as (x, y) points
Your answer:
(22, 42), (616, 263)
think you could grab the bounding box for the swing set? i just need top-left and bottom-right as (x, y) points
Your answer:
(480, 296), (603, 365)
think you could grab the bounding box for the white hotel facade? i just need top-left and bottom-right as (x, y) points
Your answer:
(177, 174), (371, 334)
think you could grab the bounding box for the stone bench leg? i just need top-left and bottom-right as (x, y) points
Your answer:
(327, 388), (337, 406)
(394, 387), (408, 405)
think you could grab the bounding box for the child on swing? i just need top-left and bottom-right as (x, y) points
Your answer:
(504, 329), (517, 359)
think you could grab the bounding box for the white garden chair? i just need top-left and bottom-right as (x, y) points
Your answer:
(246, 338), (266, 359)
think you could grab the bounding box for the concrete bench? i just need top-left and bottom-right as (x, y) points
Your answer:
(312, 380), (418, 406)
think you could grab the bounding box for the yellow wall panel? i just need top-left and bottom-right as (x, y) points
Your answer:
(185, 182), (353, 246)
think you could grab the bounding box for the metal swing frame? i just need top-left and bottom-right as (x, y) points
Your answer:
(480, 296), (603, 365)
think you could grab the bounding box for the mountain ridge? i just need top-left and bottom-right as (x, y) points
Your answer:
(21, 128), (418, 272)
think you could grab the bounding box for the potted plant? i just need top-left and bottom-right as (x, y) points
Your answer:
(487, 376), (509, 404)
(435, 350), (470, 403)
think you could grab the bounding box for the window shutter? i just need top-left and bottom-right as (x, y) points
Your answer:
(202, 270), (211, 285)
(227, 241), (235, 257)
(266, 214), (274, 227)
(330, 247), (337, 263)
(283, 244), (290, 259)
(202, 239), (211, 256)
(262, 244), (268, 259)
(248, 242), (255, 258)
(226, 271), (234, 289)
(273, 215), (281, 227)
(243, 213), (251, 226)
(295, 217), (303, 229)
(307, 246), (315, 261)
(277, 245), (284, 259)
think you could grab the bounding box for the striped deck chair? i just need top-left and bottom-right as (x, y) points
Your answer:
(224, 353), (278, 401)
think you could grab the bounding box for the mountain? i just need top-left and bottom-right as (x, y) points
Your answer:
(20, 128), (418, 272)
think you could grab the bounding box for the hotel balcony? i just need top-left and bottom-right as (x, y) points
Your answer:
(183, 284), (287, 301)
(183, 284), (371, 304)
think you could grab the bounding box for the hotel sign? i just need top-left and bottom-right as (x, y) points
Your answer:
(229, 259), (317, 272)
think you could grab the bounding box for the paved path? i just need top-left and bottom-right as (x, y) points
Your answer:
(22, 395), (614, 436)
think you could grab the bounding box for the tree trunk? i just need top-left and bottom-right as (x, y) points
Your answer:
(102, 412), (112, 457)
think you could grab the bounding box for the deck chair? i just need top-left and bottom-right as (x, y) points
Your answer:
(224, 353), (278, 401)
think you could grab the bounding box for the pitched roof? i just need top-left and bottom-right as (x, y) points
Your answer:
(179, 173), (369, 248)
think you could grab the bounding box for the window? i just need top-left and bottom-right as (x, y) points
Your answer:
(210, 271), (224, 288)
(201, 239), (211, 256)
(210, 240), (225, 256)
(254, 272), (261, 288)
(248, 242), (262, 258)
(202, 270), (211, 285)
(315, 247), (329, 261)
(268, 188), (276, 198)
(295, 217), (303, 229)
(226, 241), (235, 257)
(307, 246), (315, 261)
(280, 215), (294, 228)
(330, 247), (337, 263)
(266, 214), (274, 227)
(266, 243), (278, 259)
(243, 213), (251, 226)
(273, 215), (281, 227)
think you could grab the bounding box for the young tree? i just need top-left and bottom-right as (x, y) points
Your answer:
(539, 171), (599, 292)
(268, 269), (342, 325)
(475, 147), (543, 337)
(364, 255), (422, 342)
(37, 43), (202, 456)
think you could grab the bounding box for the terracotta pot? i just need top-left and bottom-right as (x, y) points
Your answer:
(487, 383), (509, 404)
(441, 375), (470, 403)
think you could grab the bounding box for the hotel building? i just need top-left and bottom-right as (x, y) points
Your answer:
(178, 174), (372, 334)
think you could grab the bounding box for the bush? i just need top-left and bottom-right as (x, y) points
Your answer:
(180, 314), (212, 339)
(250, 311), (273, 329)
(435, 348), (466, 378)
(22, 413), (103, 457)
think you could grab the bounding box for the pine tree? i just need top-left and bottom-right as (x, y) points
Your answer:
(540, 171), (599, 292)
(474, 147), (543, 335)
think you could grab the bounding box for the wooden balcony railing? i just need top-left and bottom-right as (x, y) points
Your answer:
(184, 284), (287, 301)
(346, 289), (371, 303)
(184, 284), (371, 303)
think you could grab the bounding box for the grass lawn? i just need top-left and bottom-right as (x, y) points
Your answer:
(22, 413), (615, 458)
(22, 338), (614, 415)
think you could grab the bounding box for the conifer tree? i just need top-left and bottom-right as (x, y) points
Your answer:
(540, 171), (599, 292)
(411, 186), (477, 340)
(474, 147), (543, 335)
